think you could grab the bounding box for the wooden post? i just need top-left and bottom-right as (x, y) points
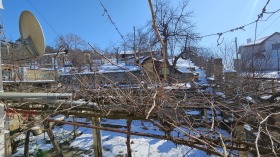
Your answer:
(235, 124), (248, 157)
(4, 130), (12, 157)
(92, 117), (102, 157)
(0, 103), (5, 157)
(204, 109), (208, 122)
(44, 121), (63, 157)
(73, 115), (78, 137)
(126, 119), (132, 157)
(272, 79), (276, 95)
(0, 103), (12, 157)
(24, 130), (31, 157)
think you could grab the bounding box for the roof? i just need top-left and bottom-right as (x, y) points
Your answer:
(168, 58), (195, 68)
(119, 50), (135, 55)
(241, 32), (280, 47)
(169, 58), (197, 74)
(119, 50), (159, 55)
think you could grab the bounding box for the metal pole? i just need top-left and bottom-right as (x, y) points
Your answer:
(235, 37), (238, 60)
(277, 42), (279, 74)
(0, 41), (3, 92)
(133, 26), (136, 64)
(235, 37), (239, 72)
(0, 92), (71, 99)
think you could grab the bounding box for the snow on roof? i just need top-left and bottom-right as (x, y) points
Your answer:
(139, 56), (155, 64)
(243, 36), (268, 46)
(176, 67), (192, 73)
(256, 71), (280, 79)
(119, 50), (159, 55)
(169, 58), (197, 73)
(98, 65), (140, 73)
(169, 58), (195, 67)
(224, 69), (236, 73)
(240, 71), (280, 79)
(241, 32), (280, 47)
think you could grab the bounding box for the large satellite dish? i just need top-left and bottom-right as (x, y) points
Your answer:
(19, 10), (45, 58)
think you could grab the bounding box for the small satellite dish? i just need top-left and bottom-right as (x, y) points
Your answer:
(19, 10), (45, 58)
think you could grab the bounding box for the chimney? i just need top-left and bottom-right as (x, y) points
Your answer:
(247, 38), (251, 43)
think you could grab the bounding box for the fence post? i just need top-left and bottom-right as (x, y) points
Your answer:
(0, 103), (11, 157)
(92, 117), (102, 157)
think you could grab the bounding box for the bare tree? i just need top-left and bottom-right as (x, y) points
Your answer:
(54, 33), (88, 71)
(125, 26), (155, 52)
(55, 33), (87, 51)
(152, 0), (197, 69)
(215, 40), (236, 70)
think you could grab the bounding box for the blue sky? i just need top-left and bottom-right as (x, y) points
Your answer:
(0, 0), (280, 50)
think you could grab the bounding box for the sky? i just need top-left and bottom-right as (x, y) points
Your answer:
(0, 0), (280, 51)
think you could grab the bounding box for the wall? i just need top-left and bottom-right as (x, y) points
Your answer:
(239, 33), (280, 71)
(60, 70), (141, 88)
(24, 69), (56, 80)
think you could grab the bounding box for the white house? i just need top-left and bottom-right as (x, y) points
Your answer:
(238, 32), (280, 71)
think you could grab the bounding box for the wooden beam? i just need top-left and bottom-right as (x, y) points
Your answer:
(92, 117), (102, 157)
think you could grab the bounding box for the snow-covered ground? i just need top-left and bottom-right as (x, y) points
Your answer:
(13, 117), (213, 157)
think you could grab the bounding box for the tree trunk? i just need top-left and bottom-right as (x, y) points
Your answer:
(44, 121), (63, 157)
(126, 119), (132, 157)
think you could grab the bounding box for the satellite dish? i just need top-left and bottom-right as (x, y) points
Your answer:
(19, 10), (45, 58)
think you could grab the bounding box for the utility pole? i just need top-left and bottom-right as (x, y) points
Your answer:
(115, 47), (119, 64)
(224, 45), (227, 69)
(235, 37), (238, 60)
(0, 41), (3, 92)
(133, 26), (136, 64)
(234, 37), (239, 72)
(277, 41), (279, 74)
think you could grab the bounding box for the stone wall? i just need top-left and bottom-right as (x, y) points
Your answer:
(214, 58), (223, 81)
(60, 70), (141, 88)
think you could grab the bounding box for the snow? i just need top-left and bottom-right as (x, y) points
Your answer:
(139, 56), (152, 64)
(168, 58), (197, 74)
(207, 77), (214, 81)
(215, 92), (225, 98)
(242, 36), (268, 46)
(259, 71), (280, 78)
(186, 110), (200, 115)
(196, 68), (208, 84)
(246, 96), (256, 103)
(164, 82), (192, 89)
(244, 124), (252, 131)
(260, 95), (272, 100)
(224, 69), (236, 73)
(241, 71), (280, 79)
(169, 58), (195, 67)
(12, 118), (214, 157)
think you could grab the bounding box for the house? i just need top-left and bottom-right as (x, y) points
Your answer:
(238, 32), (280, 71)
(118, 50), (161, 65)
(140, 57), (161, 81)
(140, 57), (198, 83)
(168, 58), (198, 82)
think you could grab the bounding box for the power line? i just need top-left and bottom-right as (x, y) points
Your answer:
(97, 0), (126, 43)
(198, 0), (280, 46)
(26, 0), (61, 38)
(26, 0), (71, 49)
(257, 13), (280, 37)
